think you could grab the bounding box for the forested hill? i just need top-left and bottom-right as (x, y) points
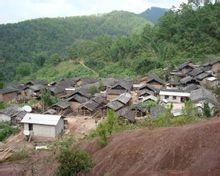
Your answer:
(140, 7), (169, 23)
(0, 11), (150, 81)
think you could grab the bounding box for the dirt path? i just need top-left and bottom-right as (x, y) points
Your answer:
(65, 116), (98, 139)
(79, 60), (99, 77)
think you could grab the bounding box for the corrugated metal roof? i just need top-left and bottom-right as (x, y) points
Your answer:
(21, 113), (61, 126)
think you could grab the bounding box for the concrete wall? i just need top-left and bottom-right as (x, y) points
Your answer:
(24, 119), (64, 138)
(24, 124), (54, 138)
(55, 118), (64, 136)
(160, 95), (182, 103)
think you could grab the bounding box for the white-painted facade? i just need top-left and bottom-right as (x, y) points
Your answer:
(159, 90), (190, 103)
(21, 113), (64, 138)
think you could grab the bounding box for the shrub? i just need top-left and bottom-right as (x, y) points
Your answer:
(203, 102), (211, 118)
(57, 148), (92, 176)
(0, 122), (13, 141)
(97, 123), (108, 147)
(8, 149), (29, 161)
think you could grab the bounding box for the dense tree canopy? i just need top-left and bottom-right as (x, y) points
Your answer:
(1, 2), (220, 82)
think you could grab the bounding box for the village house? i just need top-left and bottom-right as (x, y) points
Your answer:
(190, 88), (218, 116)
(166, 80), (180, 90)
(203, 60), (220, 75)
(117, 106), (135, 123)
(176, 61), (197, 75)
(0, 105), (27, 124)
(131, 104), (148, 118)
(21, 113), (64, 138)
(144, 74), (166, 89)
(180, 76), (199, 86)
(139, 84), (159, 97)
(159, 89), (190, 104)
(78, 100), (101, 116)
(203, 77), (218, 89)
(66, 90), (91, 114)
(105, 93), (132, 114)
(107, 81), (132, 101)
(51, 100), (71, 116)
(0, 88), (18, 102)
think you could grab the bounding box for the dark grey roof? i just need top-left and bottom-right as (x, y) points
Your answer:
(147, 74), (166, 85)
(66, 89), (91, 99)
(188, 68), (204, 77)
(53, 100), (71, 109)
(117, 106), (135, 123)
(131, 104), (148, 113)
(168, 80), (180, 86)
(195, 72), (211, 81)
(107, 100), (124, 111)
(30, 84), (46, 92)
(180, 76), (193, 84)
(7, 83), (27, 91)
(139, 89), (154, 96)
(67, 94), (89, 104)
(111, 80), (132, 91)
(116, 93), (132, 105)
(92, 96), (107, 105)
(26, 80), (48, 85)
(0, 88), (18, 94)
(150, 105), (166, 119)
(182, 84), (200, 92)
(0, 105), (25, 117)
(176, 61), (194, 71)
(102, 78), (119, 88)
(139, 84), (159, 93)
(80, 100), (100, 112)
(48, 86), (65, 95)
(190, 88), (218, 105)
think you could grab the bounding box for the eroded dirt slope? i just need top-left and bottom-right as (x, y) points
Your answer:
(1, 118), (220, 176)
(83, 118), (220, 176)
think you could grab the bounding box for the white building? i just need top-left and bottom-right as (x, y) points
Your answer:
(21, 113), (64, 138)
(159, 89), (190, 103)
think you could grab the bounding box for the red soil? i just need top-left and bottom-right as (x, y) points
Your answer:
(1, 118), (220, 176)
(83, 118), (220, 176)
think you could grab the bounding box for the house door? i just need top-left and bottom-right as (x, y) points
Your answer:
(28, 124), (33, 131)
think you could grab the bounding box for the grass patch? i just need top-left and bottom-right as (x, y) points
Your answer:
(8, 149), (29, 161)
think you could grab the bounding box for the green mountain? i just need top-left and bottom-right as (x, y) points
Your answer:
(0, 11), (150, 81)
(140, 7), (169, 23)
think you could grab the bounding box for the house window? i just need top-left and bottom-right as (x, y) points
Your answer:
(165, 95), (169, 99)
(28, 124), (33, 131)
(173, 96), (177, 100)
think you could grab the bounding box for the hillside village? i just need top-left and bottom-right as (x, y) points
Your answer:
(0, 59), (219, 146)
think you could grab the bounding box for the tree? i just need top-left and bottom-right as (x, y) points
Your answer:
(16, 62), (33, 77)
(203, 102), (212, 117)
(183, 100), (198, 118)
(57, 148), (92, 176)
(33, 52), (47, 67)
(0, 73), (4, 89)
(40, 89), (58, 109)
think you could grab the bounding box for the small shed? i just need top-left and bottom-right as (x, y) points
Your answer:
(21, 113), (64, 138)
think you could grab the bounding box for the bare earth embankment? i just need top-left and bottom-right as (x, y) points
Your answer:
(1, 118), (220, 176)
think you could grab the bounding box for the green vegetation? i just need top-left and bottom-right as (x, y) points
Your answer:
(203, 102), (212, 117)
(0, 11), (150, 81)
(57, 148), (92, 176)
(1, 2), (219, 82)
(0, 102), (7, 109)
(0, 122), (13, 141)
(8, 149), (29, 161)
(40, 89), (59, 109)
